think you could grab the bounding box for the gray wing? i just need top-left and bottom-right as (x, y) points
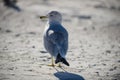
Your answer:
(47, 29), (68, 57)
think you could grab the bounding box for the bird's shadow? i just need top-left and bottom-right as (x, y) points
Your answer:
(54, 71), (85, 80)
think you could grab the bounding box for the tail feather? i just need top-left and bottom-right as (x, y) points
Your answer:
(55, 53), (69, 66)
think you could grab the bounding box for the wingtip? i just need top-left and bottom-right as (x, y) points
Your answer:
(62, 58), (70, 66)
(55, 57), (70, 66)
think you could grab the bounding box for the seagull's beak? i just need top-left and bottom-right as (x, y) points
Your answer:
(40, 16), (48, 19)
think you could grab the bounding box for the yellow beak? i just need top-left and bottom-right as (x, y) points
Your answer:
(40, 16), (48, 19)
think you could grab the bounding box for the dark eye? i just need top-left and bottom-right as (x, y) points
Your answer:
(50, 14), (53, 17)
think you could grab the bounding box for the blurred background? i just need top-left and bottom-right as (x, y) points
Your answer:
(0, 0), (120, 80)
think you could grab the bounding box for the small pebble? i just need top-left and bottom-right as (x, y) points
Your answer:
(111, 45), (115, 48)
(95, 72), (100, 76)
(118, 60), (120, 63)
(109, 68), (114, 71)
(102, 63), (106, 66)
(28, 32), (36, 35)
(15, 34), (20, 37)
(113, 66), (117, 70)
(47, 57), (51, 60)
(28, 69), (33, 72)
(43, 59), (47, 61)
(40, 51), (48, 53)
(106, 50), (111, 53)
(32, 46), (35, 48)
(83, 27), (87, 31)
(8, 67), (14, 70)
(110, 6), (116, 10)
(94, 5), (106, 9)
(6, 29), (12, 33)
(78, 15), (91, 19)
(92, 26), (95, 30)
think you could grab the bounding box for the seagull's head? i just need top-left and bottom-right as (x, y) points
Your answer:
(48, 11), (62, 23)
(40, 11), (62, 23)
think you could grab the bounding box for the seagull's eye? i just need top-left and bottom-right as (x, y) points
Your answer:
(50, 14), (53, 17)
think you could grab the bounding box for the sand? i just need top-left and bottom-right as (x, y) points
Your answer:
(0, 0), (120, 80)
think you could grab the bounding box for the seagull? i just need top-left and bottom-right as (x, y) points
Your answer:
(40, 11), (69, 67)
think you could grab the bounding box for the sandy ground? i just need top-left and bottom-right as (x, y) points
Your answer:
(0, 0), (120, 80)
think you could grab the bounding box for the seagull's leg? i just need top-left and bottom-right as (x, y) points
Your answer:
(57, 62), (62, 67)
(56, 62), (62, 68)
(48, 56), (55, 67)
